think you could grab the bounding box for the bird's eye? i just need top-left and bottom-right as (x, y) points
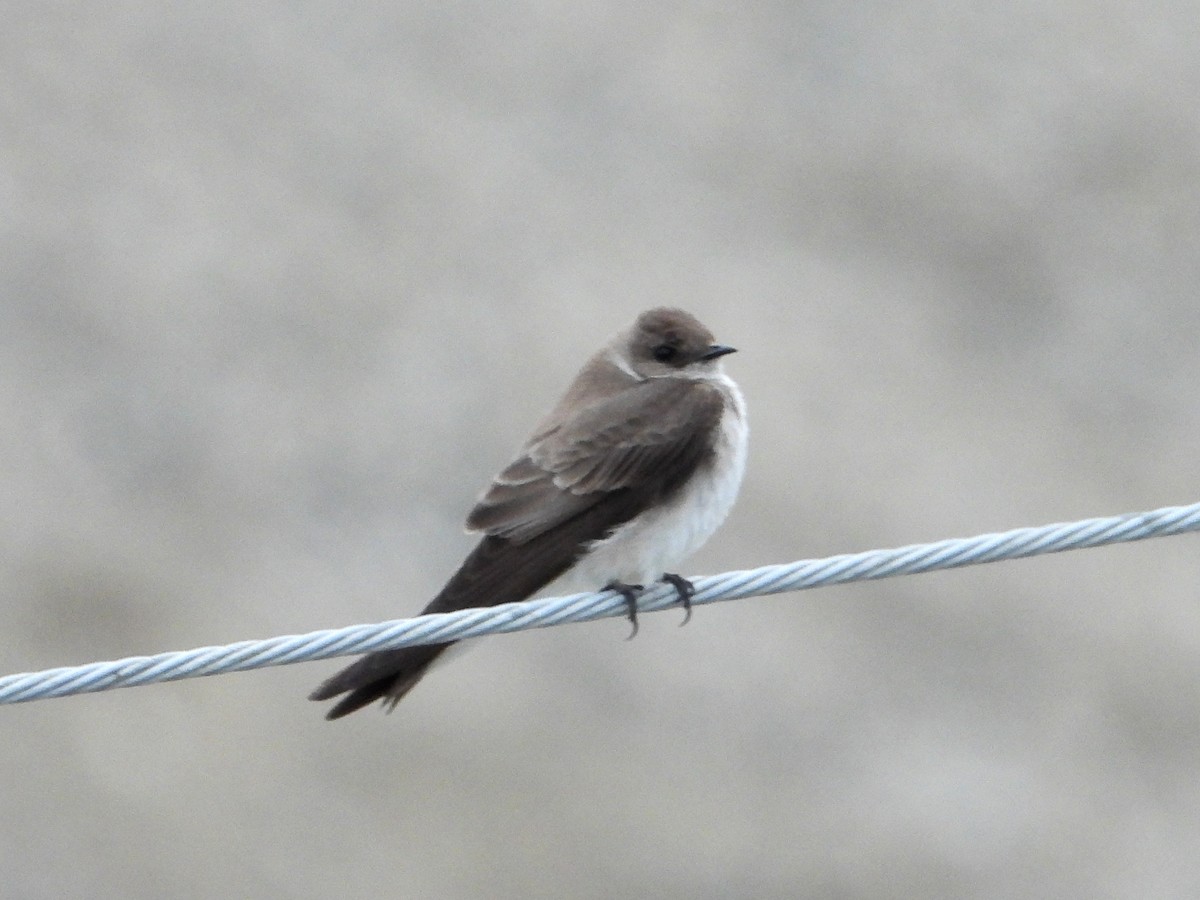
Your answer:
(653, 344), (677, 362)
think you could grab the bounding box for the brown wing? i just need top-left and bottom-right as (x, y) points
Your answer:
(310, 377), (725, 719)
(465, 377), (726, 542)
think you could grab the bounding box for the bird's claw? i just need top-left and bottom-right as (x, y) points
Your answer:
(661, 573), (695, 626)
(604, 581), (644, 639)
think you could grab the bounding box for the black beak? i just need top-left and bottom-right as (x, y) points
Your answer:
(701, 344), (737, 361)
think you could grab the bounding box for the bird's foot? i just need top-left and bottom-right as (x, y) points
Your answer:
(661, 573), (695, 626)
(604, 580), (644, 639)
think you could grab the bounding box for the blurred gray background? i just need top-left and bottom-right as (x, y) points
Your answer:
(2, 3), (1199, 898)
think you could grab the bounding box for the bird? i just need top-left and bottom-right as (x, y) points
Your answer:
(309, 307), (748, 719)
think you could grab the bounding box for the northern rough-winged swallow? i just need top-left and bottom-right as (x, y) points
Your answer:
(309, 307), (748, 719)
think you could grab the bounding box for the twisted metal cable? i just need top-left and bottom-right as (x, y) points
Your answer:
(2, 501), (1198, 706)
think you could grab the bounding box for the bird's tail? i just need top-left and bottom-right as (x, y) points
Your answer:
(308, 643), (451, 720)
(308, 521), (624, 719)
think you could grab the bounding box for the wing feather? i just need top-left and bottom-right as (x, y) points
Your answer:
(465, 378), (724, 543)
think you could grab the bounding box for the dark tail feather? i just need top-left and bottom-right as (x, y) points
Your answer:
(308, 643), (451, 720)
(310, 493), (658, 720)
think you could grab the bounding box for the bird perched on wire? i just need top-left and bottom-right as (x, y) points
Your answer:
(310, 307), (747, 719)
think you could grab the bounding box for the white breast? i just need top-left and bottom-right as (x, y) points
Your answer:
(558, 375), (748, 590)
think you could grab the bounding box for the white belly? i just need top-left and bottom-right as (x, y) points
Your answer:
(556, 378), (748, 591)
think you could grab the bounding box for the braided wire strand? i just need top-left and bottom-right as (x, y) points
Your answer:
(2, 501), (1197, 705)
